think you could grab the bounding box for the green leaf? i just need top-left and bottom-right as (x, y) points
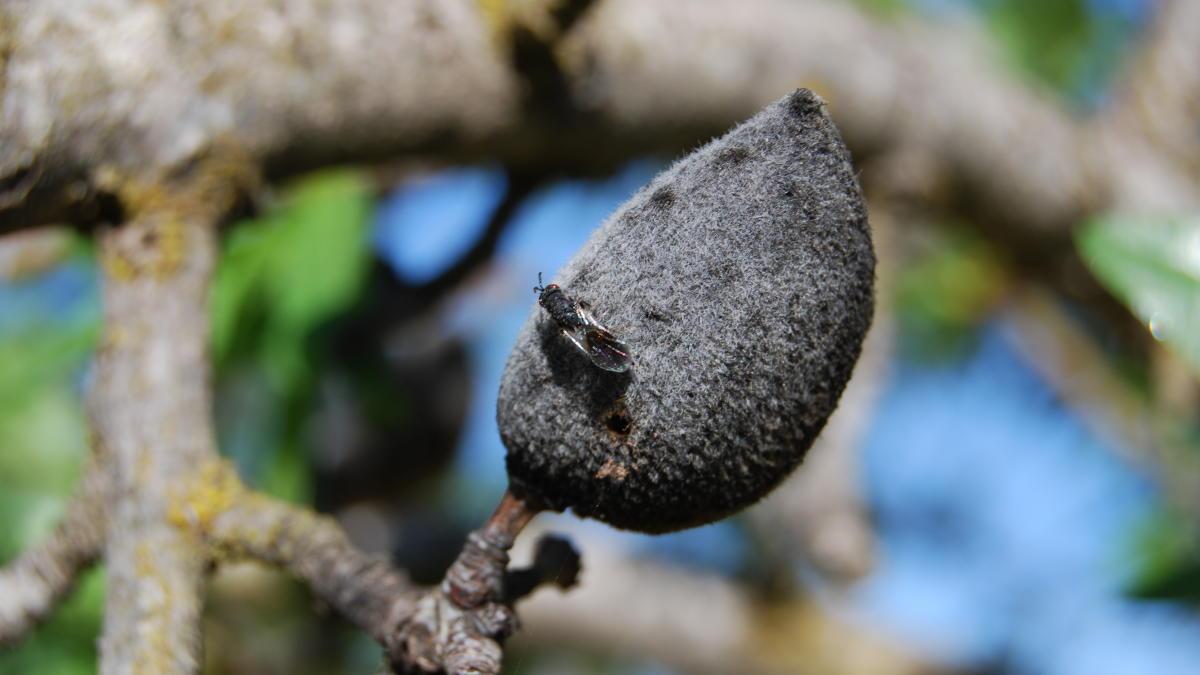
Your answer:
(986, 0), (1093, 90)
(1077, 214), (1200, 374)
(852, 0), (906, 18)
(894, 229), (1007, 359)
(260, 172), (374, 336)
(212, 169), (374, 365)
(210, 170), (374, 498)
(1128, 510), (1200, 606)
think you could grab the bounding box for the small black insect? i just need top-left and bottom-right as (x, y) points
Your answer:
(534, 273), (632, 373)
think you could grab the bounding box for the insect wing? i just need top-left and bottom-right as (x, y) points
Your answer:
(583, 327), (632, 372)
(574, 302), (631, 372)
(560, 326), (592, 358)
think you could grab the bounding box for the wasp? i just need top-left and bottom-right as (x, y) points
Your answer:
(533, 273), (632, 373)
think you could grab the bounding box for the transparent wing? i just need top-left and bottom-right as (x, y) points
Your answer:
(583, 327), (632, 372)
(560, 327), (591, 358)
(563, 302), (632, 372)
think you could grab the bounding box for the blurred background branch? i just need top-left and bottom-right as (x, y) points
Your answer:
(0, 455), (107, 648)
(512, 522), (944, 675)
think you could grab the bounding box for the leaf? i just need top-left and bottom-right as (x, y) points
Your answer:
(212, 169), (373, 366)
(1076, 214), (1200, 374)
(209, 170), (373, 498)
(894, 229), (1007, 359)
(986, 0), (1093, 90)
(258, 172), (373, 336)
(1128, 510), (1200, 606)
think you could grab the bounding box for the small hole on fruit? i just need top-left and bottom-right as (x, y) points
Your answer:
(606, 411), (632, 435)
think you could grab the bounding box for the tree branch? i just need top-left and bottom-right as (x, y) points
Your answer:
(513, 524), (945, 675)
(87, 165), (239, 674)
(206, 485), (576, 674)
(1105, 0), (1200, 181)
(204, 476), (418, 648)
(0, 457), (108, 648)
(0, 0), (516, 234)
(0, 226), (74, 281)
(3, 0), (1194, 244)
(411, 169), (544, 299)
(1002, 288), (1200, 520)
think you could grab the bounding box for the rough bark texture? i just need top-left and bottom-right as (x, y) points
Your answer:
(204, 470), (417, 648)
(0, 0), (514, 230)
(1, 0), (1195, 239)
(0, 457), (108, 647)
(207, 486), (570, 675)
(88, 173), (232, 674)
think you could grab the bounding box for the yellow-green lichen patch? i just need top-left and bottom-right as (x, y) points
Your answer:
(100, 246), (139, 282)
(167, 459), (243, 536)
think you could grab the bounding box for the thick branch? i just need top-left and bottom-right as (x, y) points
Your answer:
(1105, 0), (1200, 180)
(2, 0), (1194, 246)
(0, 226), (74, 281)
(0, 0), (516, 232)
(0, 458), (108, 647)
(88, 168), (236, 674)
(1002, 288), (1200, 520)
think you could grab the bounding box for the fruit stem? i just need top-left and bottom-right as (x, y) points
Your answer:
(443, 489), (541, 609)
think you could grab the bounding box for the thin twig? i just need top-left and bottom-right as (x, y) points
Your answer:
(206, 485), (573, 675)
(206, 482), (418, 646)
(0, 458), (108, 648)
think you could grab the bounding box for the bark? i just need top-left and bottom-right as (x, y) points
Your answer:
(1104, 0), (1200, 181)
(1, 0), (1195, 240)
(0, 226), (73, 280)
(207, 486), (571, 674)
(206, 481), (417, 649)
(0, 457), (108, 647)
(87, 166), (235, 674)
(0, 0), (514, 232)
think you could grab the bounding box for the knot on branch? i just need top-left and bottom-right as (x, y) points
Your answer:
(444, 530), (512, 609)
(386, 533), (581, 674)
(385, 493), (580, 675)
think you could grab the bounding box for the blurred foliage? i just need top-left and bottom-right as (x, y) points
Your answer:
(985, 0), (1100, 92)
(212, 169), (375, 501)
(855, 0), (1145, 102)
(213, 170), (374, 380)
(0, 248), (100, 673)
(1077, 214), (1200, 376)
(1130, 510), (1200, 606)
(853, 0), (906, 18)
(895, 229), (1008, 360)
